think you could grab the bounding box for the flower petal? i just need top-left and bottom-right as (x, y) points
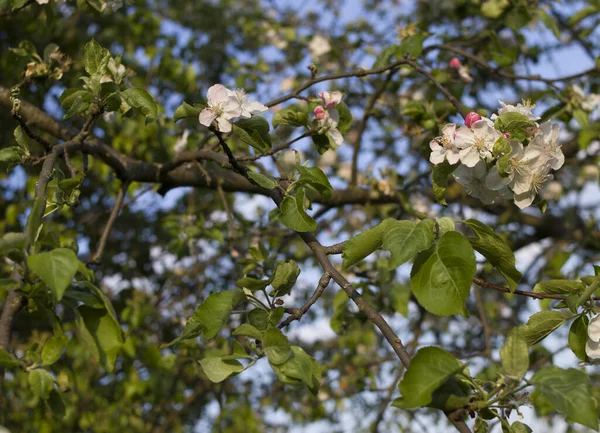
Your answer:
(216, 116), (232, 133)
(586, 338), (600, 360)
(588, 315), (600, 342)
(459, 147), (480, 167)
(199, 109), (217, 127)
(244, 100), (268, 115)
(328, 128), (344, 147)
(513, 191), (535, 209)
(207, 84), (230, 103)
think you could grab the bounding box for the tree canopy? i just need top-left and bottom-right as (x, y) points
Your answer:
(1, 1), (600, 432)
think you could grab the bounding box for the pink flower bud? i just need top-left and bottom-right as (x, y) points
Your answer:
(314, 105), (327, 120)
(449, 57), (461, 69)
(502, 132), (510, 139)
(464, 111), (482, 128)
(318, 91), (343, 108)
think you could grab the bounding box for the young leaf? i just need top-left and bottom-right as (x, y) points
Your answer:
(531, 366), (598, 430)
(199, 357), (244, 383)
(121, 88), (159, 123)
(432, 161), (458, 206)
(173, 101), (202, 123)
(234, 117), (272, 151)
(493, 112), (536, 142)
(296, 165), (333, 201)
(393, 347), (464, 408)
(534, 279), (586, 295)
(28, 248), (80, 301)
(342, 219), (394, 269)
(262, 328), (292, 365)
(464, 219), (522, 291)
(162, 290), (235, 347)
(500, 328), (529, 376)
(232, 324), (262, 340)
(270, 260), (300, 297)
(76, 305), (125, 372)
(41, 334), (68, 366)
(518, 311), (566, 346)
(0, 348), (21, 368)
(279, 190), (316, 232)
(28, 369), (54, 399)
(84, 39), (108, 76)
(335, 102), (352, 134)
(272, 104), (308, 128)
(247, 171), (278, 189)
(410, 231), (475, 316)
(270, 346), (321, 394)
(568, 315), (589, 361)
(382, 219), (435, 269)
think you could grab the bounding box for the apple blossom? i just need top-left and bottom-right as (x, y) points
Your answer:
(313, 105), (343, 147)
(449, 57), (461, 69)
(454, 119), (501, 167)
(512, 160), (553, 209)
(572, 85), (600, 112)
(464, 111), (482, 128)
(586, 315), (600, 361)
(542, 181), (563, 200)
(453, 161), (508, 205)
(35, 0), (49, 3)
(457, 65), (473, 83)
(581, 164), (599, 181)
(486, 141), (543, 191)
(429, 123), (460, 165)
(308, 35), (331, 58)
(229, 89), (268, 119)
(528, 121), (564, 170)
(199, 84), (241, 133)
(318, 91), (343, 108)
(495, 100), (541, 122)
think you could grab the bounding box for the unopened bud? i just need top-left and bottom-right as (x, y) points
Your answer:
(449, 57), (462, 69)
(464, 111), (482, 128)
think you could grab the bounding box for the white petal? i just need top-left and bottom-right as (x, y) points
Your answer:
(430, 149), (446, 165)
(222, 97), (243, 119)
(486, 167), (511, 190)
(199, 109), (217, 127)
(429, 139), (442, 151)
(588, 315), (600, 342)
(513, 191), (535, 209)
(442, 123), (456, 141)
(446, 151), (460, 165)
(216, 116), (232, 133)
(454, 127), (474, 149)
(328, 128), (344, 147)
(586, 338), (600, 360)
(244, 100), (268, 115)
(207, 84), (230, 103)
(459, 148), (480, 167)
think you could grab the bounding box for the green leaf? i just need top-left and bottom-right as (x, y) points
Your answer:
(568, 315), (589, 361)
(163, 290), (235, 347)
(262, 327), (292, 365)
(76, 305), (124, 372)
(0, 232), (26, 255)
(373, 44), (400, 68)
(84, 39), (108, 76)
(534, 279), (585, 295)
(173, 101), (202, 122)
(14, 126), (30, 152)
(121, 88), (159, 123)
(432, 161), (458, 206)
(537, 10), (560, 39)
(270, 346), (321, 394)
(234, 117), (272, 152)
(410, 231), (475, 316)
(393, 347), (464, 408)
(247, 171), (278, 189)
(279, 190), (316, 232)
(296, 165), (333, 201)
(26, 197), (45, 247)
(28, 248), (80, 301)
(464, 219), (522, 291)
(342, 219), (394, 269)
(335, 102), (352, 134)
(237, 276), (269, 291)
(46, 390), (66, 418)
(493, 112), (536, 142)
(510, 422), (533, 433)
(573, 109), (589, 128)
(271, 260), (300, 297)
(531, 366), (598, 430)
(311, 133), (337, 154)
(248, 308), (269, 331)
(272, 104), (308, 128)
(519, 311), (566, 346)
(199, 357), (244, 383)
(492, 135), (512, 157)
(382, 219), (435, 269)
(28, 369), (54, 399)
(232, 324), (262, 340)
(500, 328), (529, 376)
(60, 89), (93, 120)
(41, 335), (68, 366)
(0, 147), (21, 163)
(0, 348), (21, 368)
(481, 0), (510, 19)
(397, 32), (427, 58)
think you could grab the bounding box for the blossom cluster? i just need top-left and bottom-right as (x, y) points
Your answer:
(199, 84), (268, 133)
(429, 100), (564, 209)
(313, 90), (344, 147)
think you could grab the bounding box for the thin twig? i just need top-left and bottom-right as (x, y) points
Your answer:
(279, 273), (331, 328)
(90, 181), (130, 264)
(63, 150), (77, 178)
(0, 0), (34, 18)
(237, 132), (313, 162)
(12, 110), (51, 151)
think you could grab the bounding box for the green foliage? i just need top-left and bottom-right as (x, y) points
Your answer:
(173, 101), (203, 122)
(531, 366), (599, 430)
(278, 189), (316, 232)
(493, 112), (536, 142)
(568, 315), (589, 361)
(233, 117), (272, 153)
(28, 248), (80, 301)
(500, 328), (528, 376)
(464, 219), (521, 291)
(76, 305), (125, 372)
(270, 260), (300, 297)
(432, 161), (458, 205)
(296, 165), (333, 200)
(272, 104), (309, 128)
(518, 311), (566, 346)
(28, 368), (54, 399)
(410, 231), (475, 316)
(200, 357), (245, 383)
(534, 279), (586, 294)
(262, 327), (292, 365)
(121, 88), (159, 123)
(247, 171), (279, 189)
(393, 347), (464, 408)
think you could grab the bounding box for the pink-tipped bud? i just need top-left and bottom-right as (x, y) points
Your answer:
(449, 57), (461, 69)
(314, 105), (328, 121)
(464, 111), (482, 128)
(502, 132), (511, 139)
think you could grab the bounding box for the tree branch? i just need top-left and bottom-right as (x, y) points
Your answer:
(279, 273), (331, 328)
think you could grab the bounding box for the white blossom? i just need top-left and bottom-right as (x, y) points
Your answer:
(512, 158), (553, 209)
(174, 129), (190, 153)
(453, 161), (508, 205)
(199, 84), (241, 133)
(528, 121), (564, 170)
(586, 315), (600, 361)
(318, 91), (343, 108)
(542, 180), (563, 200)
(317, 149), (337, 169)
(314, 105), (343, 147)
(454, 119), (501, 167)
(495, 100), (541, 122)
(486, 141), (543, 192)
(457, 65), (473, 83)
(309, 35), (331, 58)
(429, 124), (460, 165)
(229, 89), (268, 119)
(581, 164), (599, 181)
(572, 85), (600, 112)
(35, 0), (49, 4)
(101, 0), (123, 12)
